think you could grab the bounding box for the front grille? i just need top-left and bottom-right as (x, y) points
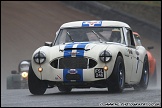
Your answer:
(60, 57), (87, 69)
(50, 57), (97, 69)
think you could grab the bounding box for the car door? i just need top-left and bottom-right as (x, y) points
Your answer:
(125, 28), (139, 82)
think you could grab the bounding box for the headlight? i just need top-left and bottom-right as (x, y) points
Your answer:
(99, 50), (112, 63)
(21, 72), (28, 78)
(33, 51), (46, 64)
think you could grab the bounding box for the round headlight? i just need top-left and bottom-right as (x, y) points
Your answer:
(99, 50), (112, 63)
(33, 51), (46, 64)
(21, 72), (28, 78)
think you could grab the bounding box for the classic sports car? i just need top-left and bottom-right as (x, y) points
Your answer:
(133, 32), (157, 85)
(7, 60), (30, 89)
(28, 20), (149, 95)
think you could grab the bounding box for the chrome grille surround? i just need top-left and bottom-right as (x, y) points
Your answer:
(50, 57), (97, 69)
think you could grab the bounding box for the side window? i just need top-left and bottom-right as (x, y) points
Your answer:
(134, 34), (142, 46)
(126, 29), (131, 46)
(126, 28), (135, 47)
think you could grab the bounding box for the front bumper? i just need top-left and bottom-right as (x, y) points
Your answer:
(32, 61), (114, 82)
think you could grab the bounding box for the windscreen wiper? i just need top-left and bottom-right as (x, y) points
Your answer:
(92, 30), (103, 43)
(67, 32), (74, 42)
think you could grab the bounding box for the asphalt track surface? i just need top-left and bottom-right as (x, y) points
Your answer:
(1, 1), (161, 107)
(1, 87), (161, 107)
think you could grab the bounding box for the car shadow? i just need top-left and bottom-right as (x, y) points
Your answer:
(28, 88), (149, 96)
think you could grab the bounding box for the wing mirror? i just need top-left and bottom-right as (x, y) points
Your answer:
(44, 42), (52, 47)
(147, 46), (154, 50)
(11, 70), (17, 74)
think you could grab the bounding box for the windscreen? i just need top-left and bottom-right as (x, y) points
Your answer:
(20, 64), (30, 72)
(54, 27), (124, 45)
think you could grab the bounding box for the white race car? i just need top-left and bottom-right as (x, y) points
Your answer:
(28, 20), (149, 95)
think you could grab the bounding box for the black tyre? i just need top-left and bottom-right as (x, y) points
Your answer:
(58, 86), (72, 92)
(7, 76), (14, 89)
(133, 55), (149, 90)
(28, 64), (47, 95)
(107, 56), (125, 93)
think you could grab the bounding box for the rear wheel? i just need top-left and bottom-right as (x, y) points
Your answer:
(107, 56), (125, 93)
(133, 55), (149, 90)
(28, 64), (47, 95)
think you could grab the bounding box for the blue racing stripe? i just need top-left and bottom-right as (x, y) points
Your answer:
(76, 42), (89, 57)
(63, 69), (70, 82)
(63, 69), (83, 82)
(63, 42), (89, 82)
(63, 43), (73, 82)
(82, 21), (102, 27)
(64, 43), (74, 57)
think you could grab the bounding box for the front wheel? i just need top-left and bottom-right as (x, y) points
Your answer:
(133, 55), (149, 90)
(107, 56), (125, 93)
(28, 64), (47, 95)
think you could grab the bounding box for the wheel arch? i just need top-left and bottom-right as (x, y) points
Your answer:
(117, 51), (125, 74)
(112, 51), (125, 78)
(115, 51), (124, 67)
(117, 52), (123, 59)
